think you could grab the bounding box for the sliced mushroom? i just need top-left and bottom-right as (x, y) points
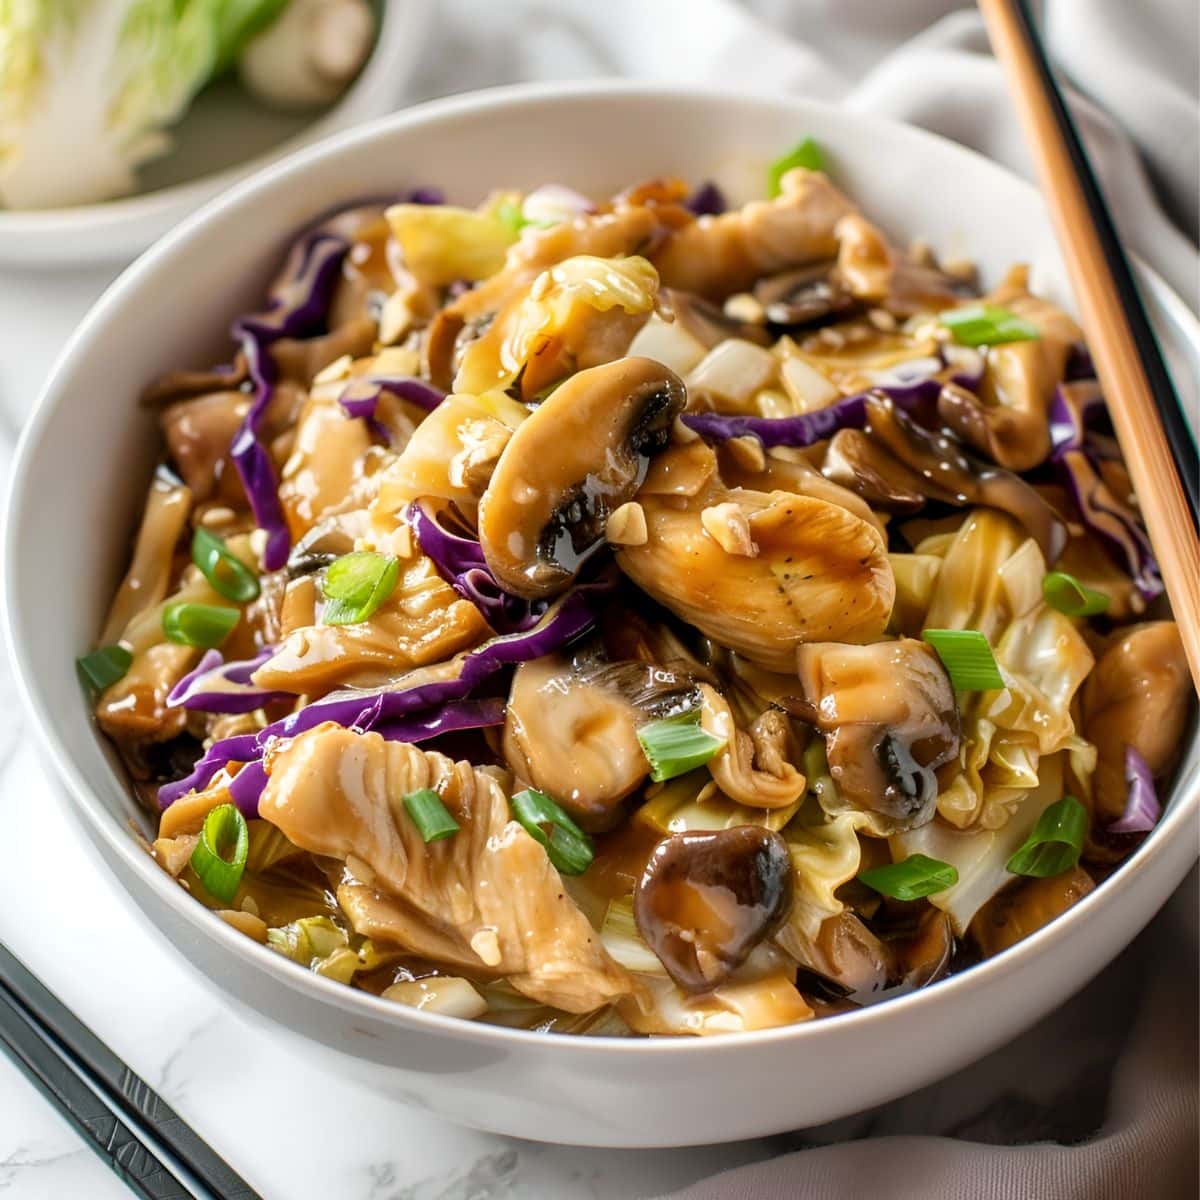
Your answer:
(793, 639), (960, 829)
(889, 907), (954, 989)
(160, 391), (250, 505)
(937, 269), (1081, 471)
(616, 479), (894, 672)
(698, 685), (806, 810)
(971, 867), (1094, 958)
(503, 652), (675, 830)
(751, 261), (858, 328)
(859, 395), (1067, 563)
(664, 288), (771, 347)
(634, 826), (793, 992)
(1082, 622), (1189, 826)
(822, 427), (927, 512)
(478, 357), (686, 599)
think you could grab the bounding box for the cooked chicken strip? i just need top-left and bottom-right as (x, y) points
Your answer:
(259, 725), (631, 1012)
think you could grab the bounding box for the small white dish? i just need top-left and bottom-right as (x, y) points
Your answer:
(0, 0), (432, 268)
(4, 81), (1198, 1148)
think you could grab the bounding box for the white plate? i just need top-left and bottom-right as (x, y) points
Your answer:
(4, 81), (1198, 1147)
(0, 0), (432, 268)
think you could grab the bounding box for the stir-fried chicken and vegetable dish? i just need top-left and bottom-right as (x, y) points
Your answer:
(80, 141), (1192, 1035)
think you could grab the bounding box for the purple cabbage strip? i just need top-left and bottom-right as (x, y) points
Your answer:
(404, 186), (445, 205)
(685, 181), (726, 217)
(158, 732), (262, 808)
(681, 379), (944, 448)
(166, 646), (293, 715)
(1108, 745), (1161, 834)
(407, 500), (547, 634)
(220, 698), (506, 817)
(157, 583), (607, 813)
(1049, 381), (1163, 600)
(231, 227), (353, 569)
(338, 376), (447, 444)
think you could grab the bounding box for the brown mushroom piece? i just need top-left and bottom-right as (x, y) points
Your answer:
(503, 652), (695, 831)
(854, 395), (1068, 563)
(889, 907), (954, 989)
(752, 261), (859, 328)
(971, 867), (1095, 958)
(793, 639), (960, 829)
(477, 357), (686, 599)
(635, 826), (794, 992)
(1081, 621), (1190, 830)
(822, 427), (927, 512)
(937, 271), (1081, 472)
(663, 288), (770, 347)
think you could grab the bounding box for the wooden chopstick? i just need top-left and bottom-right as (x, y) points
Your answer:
(0, 941), (261, 1200)
(978, 0), (1200, 690)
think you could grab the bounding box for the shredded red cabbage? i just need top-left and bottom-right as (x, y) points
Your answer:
(681, 379), (943, 448)
(408, 499), (547, 633)
(229, 192), (444, 571)
(685, 181), (726, 216)
(1049, 381), (1163, 600)
(157, 582), (607, 813)
(1108, 745), (1161, 834)
(166, 646), (292, 715)
(338, 376), (446, 443)
(231, 223), (356, 569)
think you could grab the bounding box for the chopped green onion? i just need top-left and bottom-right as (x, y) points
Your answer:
(402, 788), (461, 843)
(922, 628), (1005, 691)
(510, 788), (594, 876)
(1006, 796), (1087, 878)
(192, 528), (260, 603)
(1042, 570), (1111, 617)
(768, 136), (825, 197)
(190, 803), (249, 903)
(76, 645), (132, 693)
(859, 854), (958, 901)
(637, 709), (726, 783)
(940, 305), (1040, 347)
(321, 552), (400, 626)
(495, 199), (528, 235)
(162, 602), (240, 648)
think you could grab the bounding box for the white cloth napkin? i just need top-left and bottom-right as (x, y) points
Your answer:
(408, 3), (1199, 1195)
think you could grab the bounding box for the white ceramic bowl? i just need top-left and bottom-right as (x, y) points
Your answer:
(0, 0), (432, 268)
(5, 82), (1198, 1148)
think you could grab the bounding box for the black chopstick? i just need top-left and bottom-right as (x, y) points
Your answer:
(1012, 0), (1199, 521)
(0, 984), (190, 1200)
(0, 942), (261, 1200)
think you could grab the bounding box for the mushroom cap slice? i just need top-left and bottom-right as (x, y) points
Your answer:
(478, 357), (686, 599)
(794, 638), (960, 830)
(616, 482), (895, 672)
(503, 653), (652, 831)
(634, 826), (794, 992)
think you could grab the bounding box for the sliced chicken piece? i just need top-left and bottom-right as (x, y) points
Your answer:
(252, 552), (491, 696)
(616, 461), (894, 671)
(259, 725), (631, 1012)
(649, 169), (855, 300)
